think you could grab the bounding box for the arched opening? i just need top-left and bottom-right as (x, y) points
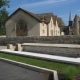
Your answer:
(16, 19), (28, 36)
(51, 30), (53, 36)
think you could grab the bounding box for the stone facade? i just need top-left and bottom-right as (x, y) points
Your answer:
(69, 12), (80, 35)
(5, 9), (40, 37)
(5, 8), (60, 38)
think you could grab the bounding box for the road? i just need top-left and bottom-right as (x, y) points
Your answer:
(0, 61), (48, 80)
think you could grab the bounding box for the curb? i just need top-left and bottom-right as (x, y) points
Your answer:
(0, 57), (59, 80)
(0, 49), (80, 65)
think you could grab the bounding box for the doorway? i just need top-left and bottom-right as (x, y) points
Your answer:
(16, 19), (28, 36)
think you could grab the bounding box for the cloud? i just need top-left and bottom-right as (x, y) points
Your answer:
(7, 0), (68, 12)
(7, 0), (69, 16)
(21, 0), (67, 8)
(77, 10), (80, 12)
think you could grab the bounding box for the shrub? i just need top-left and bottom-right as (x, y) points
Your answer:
(65, 66), (77, 80)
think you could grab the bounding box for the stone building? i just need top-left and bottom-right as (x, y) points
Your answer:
(68, 11), (80, 35)
(5, 8), (60, 38)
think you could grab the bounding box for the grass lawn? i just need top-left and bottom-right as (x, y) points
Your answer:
(0, 53), (80, 73)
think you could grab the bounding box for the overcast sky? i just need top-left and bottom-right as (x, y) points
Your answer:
(6, 0), (80, 25)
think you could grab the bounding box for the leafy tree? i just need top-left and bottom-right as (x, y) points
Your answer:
(0, 8), (8, 25)
(0, 0), (10, 34)
(0, 0), (10, 8)
(57, 17), (65, 27)
(57, 17), (65, 33)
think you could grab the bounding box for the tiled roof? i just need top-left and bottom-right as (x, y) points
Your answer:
(53, 15), (57, 25)
(5, 8), (58, 25)
(35, 13), (53, 23)
(35, 13), (58, 25)
(20, 8), (41, 21)
(5, 8), (41, 23)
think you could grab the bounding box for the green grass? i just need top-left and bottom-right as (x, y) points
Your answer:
(65, 66), (78, 80)
(0, 53), (80, 73)
(0, 53), (80, 80)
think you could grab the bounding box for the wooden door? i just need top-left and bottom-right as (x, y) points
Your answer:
(16, 19), (28, 36)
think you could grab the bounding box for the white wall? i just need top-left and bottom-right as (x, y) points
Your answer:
(48, 17), (60, 36)
(48, 17), (54, 36)
(55, 21), (60, 36)
(40, 22), (47, 36)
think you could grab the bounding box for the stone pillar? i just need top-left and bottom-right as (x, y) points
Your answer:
(7, 44), (14, 50)
(15, 43), (22, 51)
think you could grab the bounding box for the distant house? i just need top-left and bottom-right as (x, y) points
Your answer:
(5, 8), (60, 38)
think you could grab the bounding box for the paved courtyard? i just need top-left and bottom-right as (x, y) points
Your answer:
(0, 61), (48, 80)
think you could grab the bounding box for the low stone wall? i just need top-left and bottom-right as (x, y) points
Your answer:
(0, 35), (80, 45)
(22, 44), (80, 57)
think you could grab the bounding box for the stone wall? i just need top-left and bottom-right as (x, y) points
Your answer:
(22, 45), (80, 57)
(5, 10), (40, 38)
(0, 35), (80, 45)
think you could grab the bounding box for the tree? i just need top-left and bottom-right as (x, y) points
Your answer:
(0, 0), (10, 8)
(0, 0), (10, 34)
(57, 17), (65, 32)
(57, 17), (65, 27)
(0, 8), (8, 25)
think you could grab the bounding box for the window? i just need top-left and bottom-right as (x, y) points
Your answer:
(51, 21), (52, 27)
(16, 20), (27, 30)
(16, 23), (20, 30)
(51, 30), (53, 36)
(43, 30), (45, 33)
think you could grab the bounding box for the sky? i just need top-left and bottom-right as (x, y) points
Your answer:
(6, 0), (80, 25)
